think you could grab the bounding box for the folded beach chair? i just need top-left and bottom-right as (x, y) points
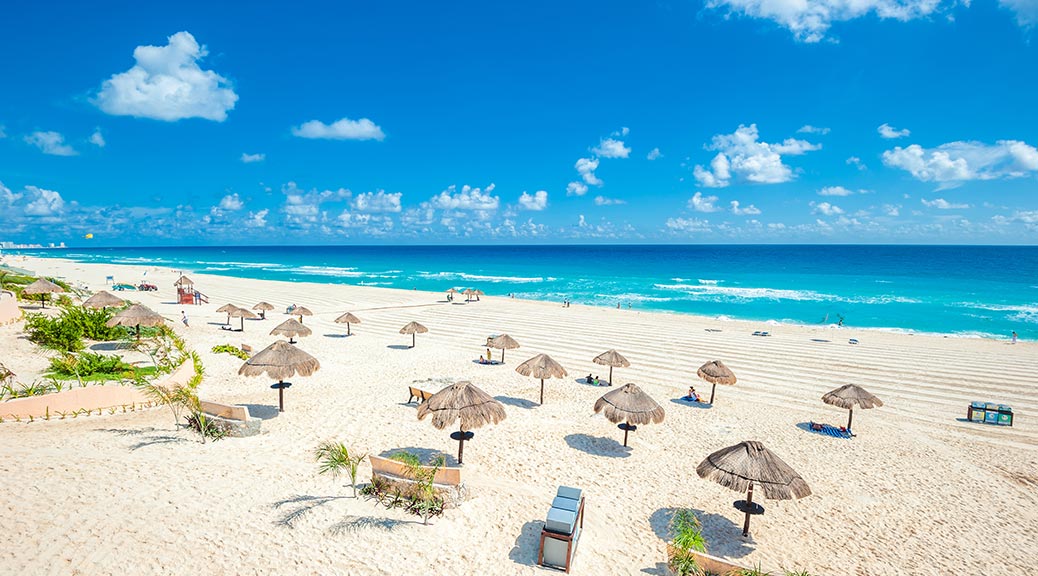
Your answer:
(752, 331), (762, 336)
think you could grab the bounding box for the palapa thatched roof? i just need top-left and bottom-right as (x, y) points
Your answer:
(445, 288), (458, 294)
(293, 306), (314, 317)
(227, 306), (258, 319)
(252, 302), (275, 311)
(472, 289), (485, 296)
(593, 349), (630, 368)
(82, 290), (124, 309)
(488, 333), (520, 350)
(399, 321), (428, 335)
(696, 440), (811, 500)
(216, 303), (238, 313)
(416, 380), (506, 431)
(697, 360), (737, 385)
(822, 384), (883, 410)
(593, 383), (665, 426)
(515, 354), (567, 380)
(105, 304), (166, 328)
(270, 318), (312, 338)
(238, 340), (320, 381)
(334, 312), (361, 324)
(174, 275), (194, 287)
(21, 278), (64, 295)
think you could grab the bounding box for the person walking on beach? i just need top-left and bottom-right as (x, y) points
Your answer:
(181, 311), (189, 327)
(1012, 331), (1018, 344)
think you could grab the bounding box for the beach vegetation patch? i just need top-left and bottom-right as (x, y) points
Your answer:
(212, 344), (249, 360)
(315, 440), (366, 497)
(667, 508), (707, 576)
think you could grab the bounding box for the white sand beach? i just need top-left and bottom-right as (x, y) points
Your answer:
(1, 256), (1036, 575)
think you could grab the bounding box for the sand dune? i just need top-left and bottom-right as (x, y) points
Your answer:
(0, 256), (1036, 575)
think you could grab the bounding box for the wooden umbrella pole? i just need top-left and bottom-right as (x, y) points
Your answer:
(609, 366), (613, 385)
(847, 407), (854, 430)
(347, 323), (351, 336)
(623, 425), (630, 447)
(709, 383), (717, 404)
(743, 482), (754, 536)
(277, 380), (285, 412)
(457, 426), (466, 464)
(412, 333), (416, 348)
(540, 378), (545, 405)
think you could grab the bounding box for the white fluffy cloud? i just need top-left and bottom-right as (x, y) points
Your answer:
(693, 124), (820, 187)
(241, 153), (265, 163)
(878, 123), (911, 139)
(23, 186), (66, 216)
(90, 129), (105, 148)
(797, 125), (830, 135)
(883, 140), (1038, 188)
(846, 156), (867, 171)
(518, 190), (548, 211)
(25, 131), (77, 156)
(219, 193), (244, 211)
(428, 184), (499, 211)
(352, 190), (402, 213)
(730, 200), (761, 215)
(689, 191), (720, 212)
(818, 186), (856, 196)
(593, 138), (631, 159)
(647, 147), (662, 160)
(665, 217), (711, 232)
(811, 201), (844, 216)
(575, 157), (602, 186)
(921, 197), (970, 209)
(1, 181), (22, 205)
(292, 118), (385, 141)
(1000, 0), (1038, 25)
(95, 31), (238, 121)
(566, 182), (588, 196)
(705, 0), (948, 42)
(594, 196), (626, 206)
(281, 182), (351, 226)
(245, 209), (268, 228)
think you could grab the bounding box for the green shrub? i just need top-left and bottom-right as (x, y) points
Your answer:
(58, 304), (120, 341)
(24, 313), (85, 352)
(212, 344), (250, 360)
(47, 352), (135, 377)
(186, 410), (226, 443)
(668, 509), (707, 576)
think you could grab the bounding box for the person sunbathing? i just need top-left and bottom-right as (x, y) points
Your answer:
(684, 386), (701, 402)
(479, 355), (490, 365)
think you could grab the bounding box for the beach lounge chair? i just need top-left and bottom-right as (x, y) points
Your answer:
(407, 386), (434, 404)
(849, 338), (859, 345)
(752, 331), (762, 336)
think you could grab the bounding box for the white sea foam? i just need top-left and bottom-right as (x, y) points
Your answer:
(652, 283), (919, 304)
(955, 302), (1038, 324)
(296, 265), (366, 277)
(697, 279), (720, 285)
(418, 271), (546, 283)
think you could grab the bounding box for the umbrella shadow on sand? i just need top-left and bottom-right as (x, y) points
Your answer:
(386, 344), (413, 350)
(494, 395), (538, 409)
(242, 404), (281, 420)
(564, 433), (631, 458)
(508, 520), (544, 567)
(649, 507), (755, 558)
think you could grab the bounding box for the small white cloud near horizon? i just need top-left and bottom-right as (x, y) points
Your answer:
(593, 138), (631, 159)
(566, 181), (588, 196)
(95, 31), (238, 122)
(292, 117), (385, 141)
(883, 140), (1038, 188)
(883, 204), (901, 216)
(818, 185), (868, 196)
(89, 129), (105, 148)
(693, 124), (820, 188)
(245, 209), (268, 228)
(429, 184), (499, 211)
(878, 123), (911, 139)
(730, 200), (761, 215)
(594, 195), (626, 206)
(518, 190), (548, 211)
(352, 190), (403, 213)
(921, 197), (970, 209)
(647, 147), (662, 160)
(25, 131), (77, 156)
(811, 201), (844, 216)
(665, 217), (711, 233)
(218, 193), (243, 211)
(241, 152), (265, 163)
(797, 125), (830, 135)
(689, 191), (721, 213)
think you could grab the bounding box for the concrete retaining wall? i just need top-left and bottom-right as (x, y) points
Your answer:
(0, 291), (20, 326)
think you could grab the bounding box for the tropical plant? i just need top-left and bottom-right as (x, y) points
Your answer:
(314, 440), (366, 497)
(185, 410), (226, 443)
(391, 452), (445, 525)
(737, 564), (774, 576)
(132, 350), (203, 428)
(211, 344), (250, 360)
(667, 509), (707, 576)
(58, 304), (120, 341)
(783, 570), (812, 576)
(23, 313), (85, 352)
(48, 352), (134, 378)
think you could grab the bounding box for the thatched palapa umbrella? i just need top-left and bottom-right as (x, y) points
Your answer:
(82, 290), (124, 310)
(593, 349), (630, 386)
(697, 360), (737, 405)
(515, 353), (567, 405)
(216, 303), (237, 325)
(472, 289), (485, 301)
(697, 440), (811, 536)
(22, 278), (64, 308)
(822, 384), (883, 432)
(106, 304), (166, 340)
(593, 383), (664, 447)
(227, 306), (258, 331)
(293, 306), (314, 323)
(400, 321), (428, 348)
(463, 289), (474, 302)
(417, 380), (506, 464)
(488, 333), (520, 363)
(238, 340), (320, 412)
(270, 318), (312, 344)
(252, 301), (274, 320)
(334, 312), (361, 336)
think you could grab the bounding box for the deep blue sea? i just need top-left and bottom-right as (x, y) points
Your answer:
(12, 245), (1038, 340)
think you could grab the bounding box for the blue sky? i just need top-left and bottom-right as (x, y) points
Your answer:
(1, 0), (1037, 245)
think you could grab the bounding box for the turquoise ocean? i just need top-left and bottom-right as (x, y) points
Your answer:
(12, 245), (1038, 340)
